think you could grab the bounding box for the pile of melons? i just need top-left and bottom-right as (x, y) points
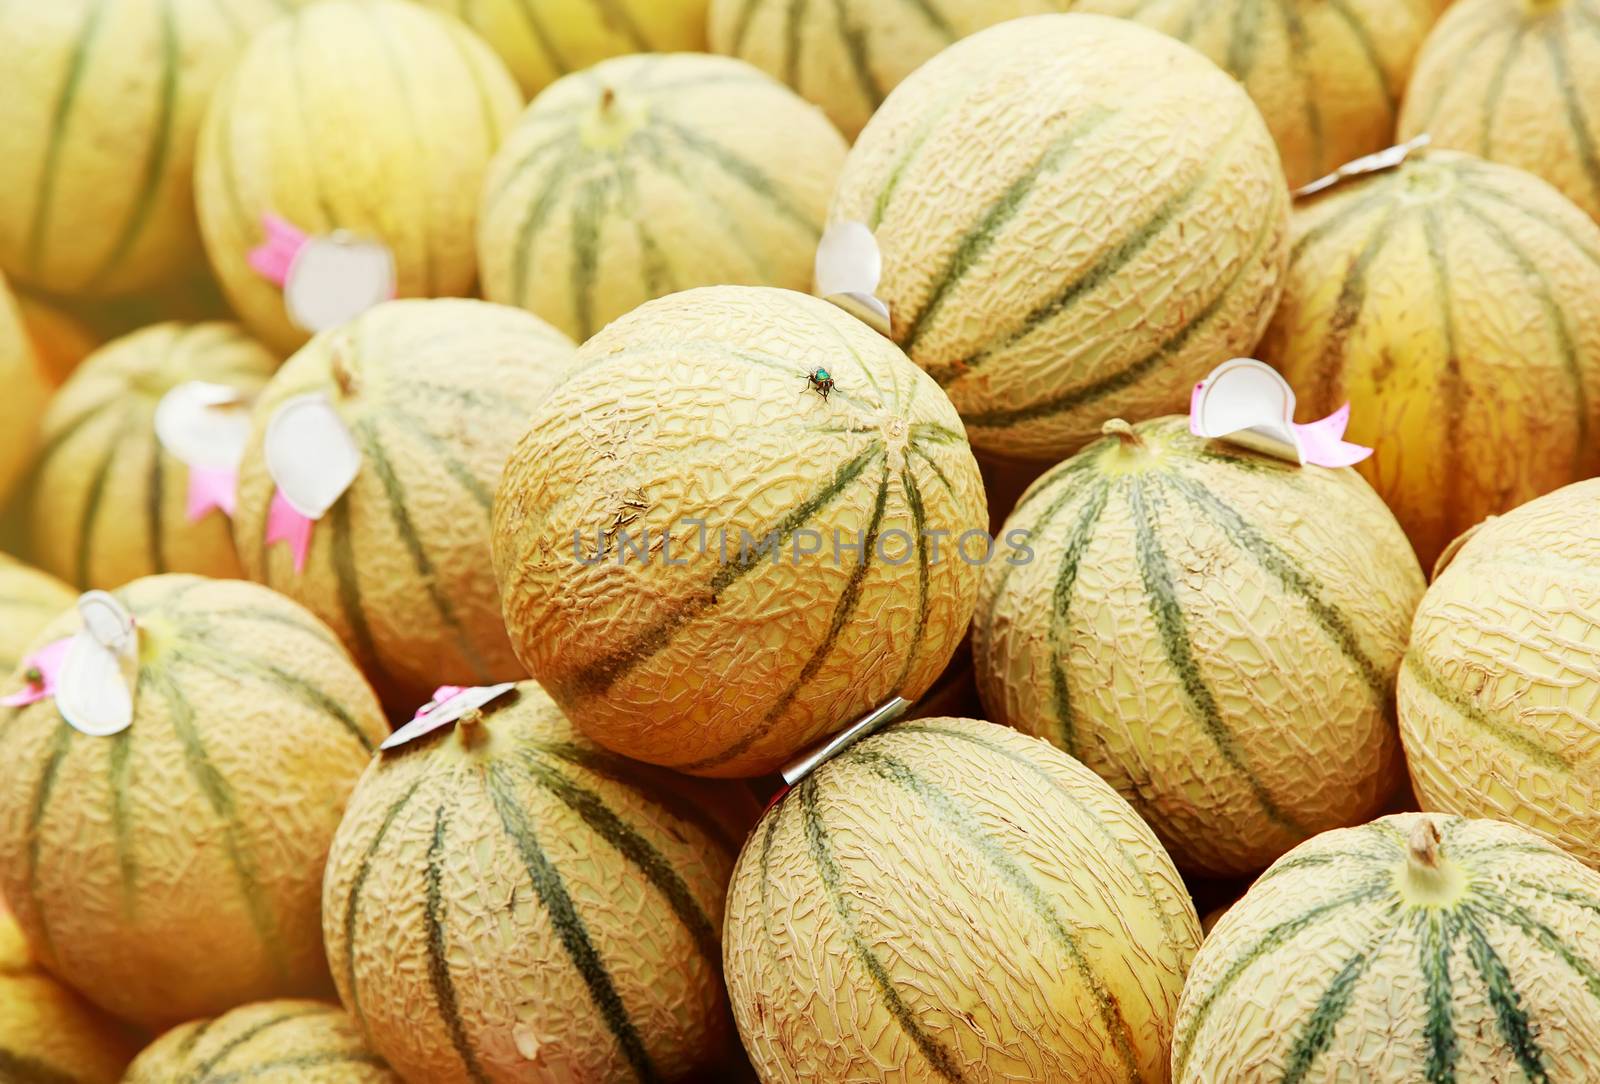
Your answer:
(1, 1), (1598, 1081)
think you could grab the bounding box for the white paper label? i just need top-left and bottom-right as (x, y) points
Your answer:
(382, 683), (518, 751)
(1294, 133), (1432, 199)
(56, 591), (137, 737)
(284, 233), (395, 333)
(1190, 358), (1301, 461)
(815, 221), (890, 324)
(264, 393), (361, 520)
(154, 381), (252, 471)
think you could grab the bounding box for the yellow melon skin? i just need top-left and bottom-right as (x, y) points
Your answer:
(127, 999), (401, 1083)
(973, 417), (1424, 877)
(724, 717), (1202, 1084)
(492, 286), (988, 778)
(194, 0), (523, 355)
(323, 681), (756, 1083)
(1175, 813), (1600, 1082)
(1259, 150), (1600, 572)
(0, 275), (50, 509)
(14, 293), (99, 386)
(0, 574), (387, 1030)
(0, 0), (307, 298)
(1399, 479), (1600, 870)
(414, 0), (709, 96)
(30, 321), (277, 592)
(479, 53), (847, 343)
(233, 299), (575, 711)
(827, 14), (1290, 463)
(1401, 0), (1600, 222)
(0, 556), (74, 675)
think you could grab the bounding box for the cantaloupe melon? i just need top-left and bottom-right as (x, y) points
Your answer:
(492, 286), (987, 777)
(0, 275), (50, 508)
(413, 0), (710, 96)
(31, 321), (276, 591)
(724, 717), (1202, 1082)
(324, 680), (755, 1083)
(1401, 0), (1600, 222)
(0, 0), (307, 298)
(827, 14), (1290, 463)
(0, 556), (74, 675)
(234, 299), (574, 710)
(194, 0), (522, 354)
(0, 574), (386, 1029)
(1176, 813), (1600, 1082)
(478, 53), (847, 342)
(1259, 149), (1600, 570)
(15, 293), (99, 385)
(126, 999), (400, 1083)
(1400, 478), (1600, 869)
(973, 417), (1424, 876)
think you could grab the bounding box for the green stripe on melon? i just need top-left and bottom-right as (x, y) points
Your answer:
(125, 999), (398, 1083)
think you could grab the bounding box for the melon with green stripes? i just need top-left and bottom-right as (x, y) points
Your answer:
(0, 274), (50, 509)
(1259, 148), (1600, 571)
(125, 999), (400, 1083)
(492, 285), (988, 778)
(30, 321), (276, 591)
(194, 0), (523, 354)
(322, 680), (758, 1083)
(478, 52), (847, 342)
(827, 13), (1290, 463)
(724, 716), (1202, 1082)
(0, 556), (74, 676)
(233, 299), (575, 711)
(1400, 0), (1600, 222)
(973, 416), (1425, 876)
(1175, 812), (1600, 1082)
(1400, 478), (1600, 871)
(0, 574), (387, 1030)
(0, 0), (311, 298)
(15, 292), (99, 386)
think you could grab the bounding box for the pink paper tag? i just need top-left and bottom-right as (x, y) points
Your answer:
(186, 465), (238, 522)
(415, 686), (469, 719)
(249, 214), (309, 287)
(2, 638), (72, 707)
(265, 488), (315, 573)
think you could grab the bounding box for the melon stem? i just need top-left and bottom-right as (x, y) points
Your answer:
(1408, 819), (1441, 869)
(330, 344), (358, 397)
(600, 87), (616, 113)
(1102, 419), (1143, 448)
(457, 709), (486, 749)
(1398, 817), (1466, 905)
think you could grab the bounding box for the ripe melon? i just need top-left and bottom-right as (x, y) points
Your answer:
(0, 275), (50, 508)
(194, 0), (522, 354)
(492, 286), (988, 777)
(413, 0), (709, 96)
(0, 556), (74, 675)
(827, 14), (1290, 463)
(1401, 0), (1600, 221)
(974, 417), (1424, 876)
(126, 999), (400, 1083)
(1175, 813), (1600, 1082)
(0, 0), (308, 298)
(15, 293), (99, 385)
(1399, 479), (1600, 869)
(323, 680), (755, 1083)
(0, 574), (387, 1029)
(31, 321), (276, 591)
(234, 299), (575, 709)
(724, 717), (1202, 1082)
(1259, 149), (1600, 570)
(478, 53), (847, 342)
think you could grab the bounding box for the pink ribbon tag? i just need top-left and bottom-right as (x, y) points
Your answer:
(266, 489), (315, 573)
(2, 638), (71, 707)
(186, 466), (239, 522)
(1188, 359), (1372, 468)
(382, 683), (517, 752)
(249, 214), (308, 287)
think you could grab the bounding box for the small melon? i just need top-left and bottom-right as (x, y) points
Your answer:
(126, 999), (400, 1083)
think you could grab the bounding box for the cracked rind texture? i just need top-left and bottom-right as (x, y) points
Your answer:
(232, 298), (575, 711)
(973, 417), (1424, 876)
(322, 680), (757, 1084)
(478, 52), (847, 343)
(723, 717), (1201, 1084)
(0, 574), (387, 1029)
(1400, 0), (1600, 222)
(1259, 148), (1600, 572)
(0, 555), (74, 674)
(1174, 812), (1600, 1083)
(31, 321), (276, 591)
(825, 13), (1290, 463)
(126, 999), (401, 1083)
(492, 285), (988, 778)
(0, 275), (49, 508)
(1398, 478), (1600, 870)
(194, 0), (523, 354)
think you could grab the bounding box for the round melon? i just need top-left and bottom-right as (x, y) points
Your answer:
(0, 556), (74, 675)
(1175, 812), (1600, 1082)
(1401, 0), (1600, 221)
(0, 0), (309, 297)
(234, 299), (575, 710)
(15, 293), (99, 385)
(724, 717), (1202, 1082)
(974, 416), (1425, 876)
(1399, 478), (1600, 869)
(194, 0), (523, 354)
(413, 0), (709, 96)
(0, 275), (50, 508)
(1259, 149), (1600, 570)
(478, 53), (847, 342)
(827, 13), (1290, 463)
(30, 321), (276, 591)
(127, 1000), (400, 1083)
(492, 285), (988, 777)
(323, 680), (755, 1083)
(0, 574), (387, 1029)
